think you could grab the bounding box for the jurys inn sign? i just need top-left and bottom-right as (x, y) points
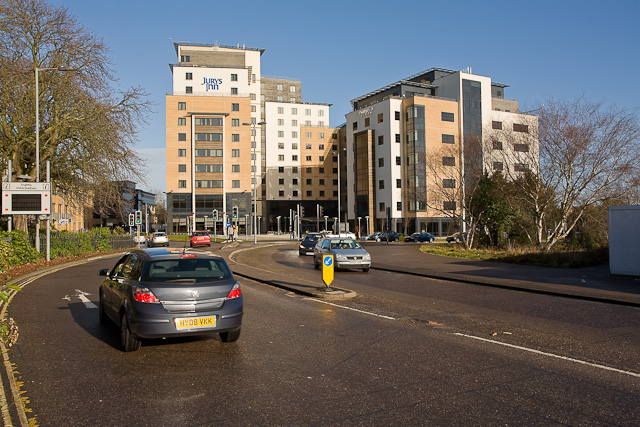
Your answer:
(202, 77), (223, 91)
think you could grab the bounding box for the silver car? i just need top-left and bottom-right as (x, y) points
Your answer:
(313, 237), (371, 272)
(147, 231), (169, 247)
(98, 248), (243, 351)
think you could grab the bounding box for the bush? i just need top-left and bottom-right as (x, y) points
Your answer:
(0, 231), (41, 270)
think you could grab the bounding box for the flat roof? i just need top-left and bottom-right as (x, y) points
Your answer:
(350, 80), (436, 104)
(173, 41), (265, 56)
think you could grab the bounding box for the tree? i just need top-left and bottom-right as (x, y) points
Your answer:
(0, 0), (150, 231)
(490, 99), (640, 250)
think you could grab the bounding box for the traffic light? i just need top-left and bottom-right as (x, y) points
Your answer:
(318, 205), (323, 217)
(300, 205), (305, 218)
(212, 209), (218, 221)
(128, 213), (134, 226)
(135, 210), (142, 225)
(232, 206), (238, 219)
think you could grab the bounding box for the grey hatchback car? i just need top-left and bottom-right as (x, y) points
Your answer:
(98, 248), (243, 351)
(313, 237), (371, 272)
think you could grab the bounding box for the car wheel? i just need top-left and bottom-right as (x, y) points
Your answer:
(362, 268), (369, 272)
(99, 292), (108, 325)
(120, 312), (141, 352)
(429, 238), (434, 243)
(314, 256), (320, 269)
(394, 238), (399, 242)
(376, 237), (381, 242)
(219, 328), (241, 343)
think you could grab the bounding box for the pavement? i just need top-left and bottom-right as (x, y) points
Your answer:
(218, 234), (640, 307)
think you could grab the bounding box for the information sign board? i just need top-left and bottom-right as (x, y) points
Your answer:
(2, 182), (51, 215)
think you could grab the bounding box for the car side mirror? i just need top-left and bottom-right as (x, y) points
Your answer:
(98, 269), (109, 276)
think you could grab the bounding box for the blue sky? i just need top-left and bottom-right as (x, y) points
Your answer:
(48, 0), (640, 192)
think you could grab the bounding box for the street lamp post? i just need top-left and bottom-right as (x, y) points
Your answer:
(365, 215), (370, 236)
(357, 216), (362, 239)
(333, 148), (346, 237)
(245, 214), (249, 238)
(243, 121), (265, 244)
(35, 65), (75, 260)
(324, 215), (328, 232)
(277, 215), (281, 235)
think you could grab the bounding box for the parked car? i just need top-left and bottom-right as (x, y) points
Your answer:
(446, 232), (466, 243)
(299, 233), (323, 255)
(147, 231), (169, 247)
(132, 233), (147, 244)
(404, 232), (435, 243)
(313, 237), (371, 272)
(98, 248), (243, 351)
(370, 230), (399, 242)
(190, 231), (211, 247)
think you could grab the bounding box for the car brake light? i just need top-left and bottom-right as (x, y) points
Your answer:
(181, 254), (197, 258)
(134, 285), (159, 303)
(227, 282), (241, 299)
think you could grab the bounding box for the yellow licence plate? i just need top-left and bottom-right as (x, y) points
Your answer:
(175, 316), (216, 330)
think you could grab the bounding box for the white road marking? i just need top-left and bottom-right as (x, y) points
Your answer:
(453, 332), (640, 378)
(62, 289), (97, 309)
(305, 298), (395, 320)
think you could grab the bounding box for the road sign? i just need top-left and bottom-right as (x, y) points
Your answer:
(322, 254), (334, 288)
(2, 182), (51, 215)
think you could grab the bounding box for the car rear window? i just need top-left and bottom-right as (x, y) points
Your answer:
(329, 239), (361, 249)
(193, 232), (209, 236)
(144, 259), (232, 283)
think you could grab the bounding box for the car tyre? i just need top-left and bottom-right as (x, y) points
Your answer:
(219, 328), (241, 343)
(120, 312), (141, 352)
(394, 237), (399, 242)
(362, 268), (369, 272)
(314, 256), (320, 269)
(376, 237), (381, 242)
(99, 293), (109, 325)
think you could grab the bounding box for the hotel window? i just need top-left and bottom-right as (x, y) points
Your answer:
(292, 155), (298, 161)
(396, 156), (401, 165)
(319, 133), (324, 139)
(492, 140), (503, 150)
(319, 167), (325, 173)
(378, 113), (383, 123)
(278, 155), (284, 161)
(306, 167), (312, 173)
(443, 179), (456, 188)
(178, 133), (186, 141)
(232, 149), (240, 157)
(278, 107), (284, 114)
(493, 161), (504, 171)
(292, 178), (298, 185)
(306, 179), (312, 185)
(279, 190), (285, 197)
(232, 119), (239, 127)
(318, 144), (324, 150)
(277, 119), (284, 126)
(395, 111), (400, 120)
(185, 86), (192, 94)
(318, 121), (324, 127)
(252, 74), (256, 82)
(178, 118), (186, 126)
(180, 55), (190, 62)
(514, 163), (529, 172)
(178, 180), (186, 188)
(292, 143), (298, 149)
(250, 93), (256, 100)
(232, 134), (240, 142)
(278, 131), (284, 137)
(292, 120), (298, 126)
(195, 133), (223, 142)
(397, 202), (402, 211)
(251, 105), (256, 112)
(319, 179), (325, 185)
(443, 201), (456, 210)
(232, 180), (240, 188)
(290, 85), (296, 92)
(232, 165), (240, 172)
(441, 112), (455, 122)
(185, 72), (192, 80)
(305, 132), (312, 139)
(492, 121), (503, 130)
(290, 97), (296, 102)
(396, 179), (402, 188)
(364, 118), (370, 127)
(305, 120), (311, 126)
(396, 134), (401, 142)
(195, 117), (223, 126)
(232, 103), (239, 111)
(306, 144), (312, 150)
(278, 167), (284, 173)
(442, 156), (456, 166)
(379, 202), (385, 212)
(333, 191), (338, 197)
(278, 143), (285, 149)
(231, 88), (238, 95)
(178, 102), (186, 110)
(379, 180), (385, 189)
(305, 156), (312, 161)
(293, 190), (298, 197)
(306, 191), (312, 197)
(305, 109), (311, 116)
(318, 110), (324, 117)
(514, 143), (529, 152)
(378, 135), (384, 145)
(231, 74), (238, 81)
(292, 131), (298, 138)
(292, 167), (298, 173)
(513, 123), (529, 133)
(261, 95), (265, 101)
(277, 84), (283, 91)
(178, 164), (186, 173)
(319, 155), (325, 161)
(353, 122), (357, 130)
(279, 178), (285, 185)
(378, 158), (384, 167)
(332, 133), (337, 139)
(442, 134), (455, 144)
(319, 191), (325, 197)
(291, 108), (297, 114)
(178, 149), (186, 157)
(277, 96), (283, 101)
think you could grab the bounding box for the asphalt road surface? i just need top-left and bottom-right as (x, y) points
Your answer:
(5, 246), (640, 426)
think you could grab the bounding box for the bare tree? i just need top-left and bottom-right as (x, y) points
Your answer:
(0, 0), (150, 231)
(489, 99), (640, 250)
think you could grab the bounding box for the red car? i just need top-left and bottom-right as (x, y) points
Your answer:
(190, 231), (211, 247)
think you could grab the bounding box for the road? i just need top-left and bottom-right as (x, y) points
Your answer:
(4, 244), (640, 426)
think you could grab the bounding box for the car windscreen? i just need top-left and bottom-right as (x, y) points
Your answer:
(304, 235), (320, 242)
(144, 259), (232, 283)
(329, 239), (361, 249)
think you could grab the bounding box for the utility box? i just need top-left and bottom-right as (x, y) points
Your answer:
(608, 205), (640, 276)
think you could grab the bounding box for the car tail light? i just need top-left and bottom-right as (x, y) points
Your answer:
(181, 254), (197, 258)
(134, 285), (159, 303)
(226, 282), (241, 299)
